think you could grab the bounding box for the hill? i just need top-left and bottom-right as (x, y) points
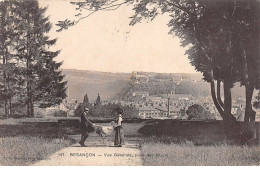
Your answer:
(61, 69), (247, 103)
(62, 69), (131, 103)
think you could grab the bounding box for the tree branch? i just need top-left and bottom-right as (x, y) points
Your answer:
(164, 0), (195, 16)
(165, 0), (212, 63)
(74, 10), (97, 25)
(80, 0), (129, 11)
(58, 0), (130, 30)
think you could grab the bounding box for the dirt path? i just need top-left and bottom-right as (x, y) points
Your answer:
(33, 134), (143, 166)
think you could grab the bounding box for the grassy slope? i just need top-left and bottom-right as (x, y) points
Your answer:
(0, 117), (145, 166)
(1, 118), (259, 166)
(0, 136), (70, 166)
(140, 142), (259, 166)
(138, 120), (260, 166)
(0, 118), (76, 166)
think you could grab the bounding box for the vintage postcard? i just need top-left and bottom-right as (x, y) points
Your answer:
(0, 0), (259, 166)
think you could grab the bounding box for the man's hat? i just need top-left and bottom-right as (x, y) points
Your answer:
(85, 108), (89, 111)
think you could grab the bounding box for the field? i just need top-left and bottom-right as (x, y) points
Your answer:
(0, 118), (75, 166)
(0, 118), (259, 166)
(140, 141), (259, 166)
(137, 120), (259, 165)
(0, 136), (71, 166)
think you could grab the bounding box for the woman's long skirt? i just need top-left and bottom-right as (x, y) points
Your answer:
(114, 126), (125, 146)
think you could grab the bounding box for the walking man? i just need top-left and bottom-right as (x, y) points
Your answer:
(79, 108), (93, 147)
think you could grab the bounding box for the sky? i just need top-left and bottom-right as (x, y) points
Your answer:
(39, 0), (197, 74)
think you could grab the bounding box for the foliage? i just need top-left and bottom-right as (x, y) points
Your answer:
(186, 104), (215, 120)
(253, 91), (260, 109)
(73, 103), (84, 117)
(53, 110), (67, 117)
(82, 93), (90, 109)
(120, 79), (210, 101)
(0, 0), (22, 117)
(94, 93), (101, 106)
(56, 0), (260, 122)
(74, 101), (138, 119)
(0, 0), (67, 117)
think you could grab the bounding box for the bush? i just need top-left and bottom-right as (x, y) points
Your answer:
(73, 103), (84, 117)
(73, 103), (139, 119)
(253, 102), (260, 109)
(253, 92), (260, 109)
(54, 110), (67, 117)
(186, 104), (215, 120)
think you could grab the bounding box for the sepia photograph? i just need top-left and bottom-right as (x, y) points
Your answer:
(0, 0), (260, 166)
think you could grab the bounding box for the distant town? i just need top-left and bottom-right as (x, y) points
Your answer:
(42, 71), (252, 121)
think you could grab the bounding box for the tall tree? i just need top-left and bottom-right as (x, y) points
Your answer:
(0, 0), (22, 117)
(95, 93), (101, 106)
(56, 0), (259, 124)
(12, 0), (67, 117)
(56, 0), (238, 123)
(235, 0), (260, 122)
(82, 92), (90, 109)
(130, 0), (260, 125)
(0, 0), (11, 117)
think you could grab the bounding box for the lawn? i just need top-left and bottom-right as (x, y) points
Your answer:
(0, 118), (76, 166)
(0, 136), (71, 166)
(138, 120), (260, 166)
(0, 117), (259, 166)
(140, 140), (259, 166)
(0, 117), (145, 166)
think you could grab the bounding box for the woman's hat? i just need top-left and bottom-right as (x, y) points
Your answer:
(115, 108), (123, 114)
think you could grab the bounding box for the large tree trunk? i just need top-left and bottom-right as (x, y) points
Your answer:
(1, 3), (8, 118)
(208, 68), (225, 119)
(6, 62), (12, 116)
(222, 28), (237, 130)
(30, 96), (34, 117)
(4, 98), (8, 118)
(3, 56), (8, 118)
(217, 80), (224, 108)
(241, 48), (256, 122)
(223, 78), (237, 139)
(8, 98), (12, 116)
(26, 59), (31, 117)
(241, 0), (260, 142)
(210, 80), (224, 118)
(242, 83), (256, 142)
(27, 89), (34, 117)
(27, 91), (30, 117)
(26, 13), (32, 118)
(223, 79), (236, 122)
(258, 0), (260, 90)
(238, 40), (257, 141)
(243, 83), (257, 139)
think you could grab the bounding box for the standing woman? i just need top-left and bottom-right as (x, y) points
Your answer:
(114, 108), (125, 147)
